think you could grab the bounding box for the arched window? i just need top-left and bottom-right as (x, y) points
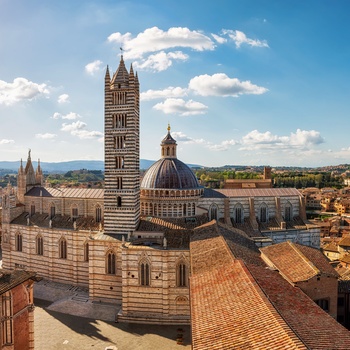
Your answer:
(285, 202), (293, 221)
(260, 203), (268, 223)
(177, 263), (188, 287)
(59, 238), (67, 259)
(140, 260), (150, 286)
(106, 251), (116, 274)
(36, 235), (43, 255)
(209, 204), (218, 221)
(117, 196), (122, 207)
(50, 205), (56, 219)
(84, 242), (89, 262)
(71, 206), (78, 221)
(235, 204), (244, 224)
(95, 206), (102, 223)
(15, 232), (22, 252)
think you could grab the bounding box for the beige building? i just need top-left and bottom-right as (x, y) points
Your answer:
(1, 56), (328, 331)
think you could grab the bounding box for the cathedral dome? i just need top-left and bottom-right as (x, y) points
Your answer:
(141, 157), (201, 190)
(141, 125), (201, 190)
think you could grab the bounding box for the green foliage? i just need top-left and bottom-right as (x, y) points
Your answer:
(272, 172), (343, 189)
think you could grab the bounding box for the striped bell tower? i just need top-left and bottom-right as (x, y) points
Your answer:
(104, 56), (140, 238)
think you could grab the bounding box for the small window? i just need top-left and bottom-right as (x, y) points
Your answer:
(59, 238), (67, 259)
(84, 242), (89, 262)
(106, 251), (116, 274)
(315, 298), (329, 312)
(31, 205), (35, 216)
(140, 261), (150, 286)
(72, 207), (78, 221)
(117, 196), (122, 207)
(36, 236), (43, 256)
(15, 232), (22, 252)
(177, 263), (188, 287)
(96, 206), (102, 223)
(50, 205), (56, 219)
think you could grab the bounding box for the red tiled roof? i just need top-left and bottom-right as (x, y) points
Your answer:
(261, 241), (338, 283)
(191, 259), (307, 350)
(248, 264), (350, 350)
(339, 236), (350, 247)
(190, 221), (350, 349)
(322, 241), (339, 253)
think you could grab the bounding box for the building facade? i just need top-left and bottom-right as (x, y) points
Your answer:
(1, 56), (321, 325)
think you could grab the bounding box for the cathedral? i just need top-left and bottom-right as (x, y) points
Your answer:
(2, 56), (337, 341)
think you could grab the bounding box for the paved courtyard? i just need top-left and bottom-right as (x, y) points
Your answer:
(34, 279), (191, 350)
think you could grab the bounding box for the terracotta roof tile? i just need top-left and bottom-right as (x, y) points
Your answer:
(248, 264), (350, 349)
(261, 241), (338, 282)
(339, 236), (350, 247)
(190, 258), (307, 349)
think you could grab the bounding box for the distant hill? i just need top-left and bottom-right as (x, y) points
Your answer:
(0, 159), (202, 173)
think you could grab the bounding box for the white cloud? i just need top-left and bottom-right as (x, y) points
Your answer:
(85, 60), (103, 75)
(0, 77), (49, 105)
(222, 29), (269, 48)
(141, 86), (188, 101)
(133, 51), (188, 72)
(52, 112), (81, 120)
(153, 98), (208, 116)
(35, 133), (57, 139)
(211, 33), (227, 44)
(240, 129), (325, 151)
(171, 131), (206, 144)
(61, 121), (103, 140)
(0, 139), (15, 145)
(171, 131), (236, 151)
(108, 27), (215, 60)
(61, 121), (87, 133)
(58, 93), (69, 104)
(208, 139), (238, 151)
(189, 73), (268, 97)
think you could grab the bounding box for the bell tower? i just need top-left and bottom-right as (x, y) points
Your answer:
(104, 56), (140, 238)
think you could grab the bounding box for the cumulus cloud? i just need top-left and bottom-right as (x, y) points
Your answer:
(141, 86), (188, 101)
(222, 29), (269, 48)
(0, 139), (15, 145)
(211, 33), (227, 44)
(208, 139), (238, 151)
(108, 27), (215, 59)
(35, 133), (57, 139)
(52, 112), (81, 120)
(61, 121), (103, 140)
(58, 93), (69, 104)
(171, 131), (203, 143)
(107, 27), (268, 72)
(240, 129), (325, 151)
(133, 51), (188, 72)
(189, 73), (268, 97)
(153, 98), (208, 116)
(85, 60), (103, 75)
(171, 130), (236, 151)
(108, 27), (215, 72)
(0, 77), (49, 105)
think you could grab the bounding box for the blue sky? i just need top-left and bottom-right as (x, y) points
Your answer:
(1, 0), (350, 167)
